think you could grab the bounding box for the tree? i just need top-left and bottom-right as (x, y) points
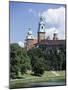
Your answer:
(10, 43), (31, 79)
(32, 57), (45, 76)
(28, 47), (45, 76)
(35, 45), (66, 71)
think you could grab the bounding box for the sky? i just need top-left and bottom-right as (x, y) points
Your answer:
(10, 1), (66, 47)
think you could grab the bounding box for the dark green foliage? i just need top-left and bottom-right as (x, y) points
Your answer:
(27, 48), (45, 76)
(28, 45), (66, 71)
(10, 43), (31, 79)
(10, 43), (66, 79)
(44, 46), (66, 71)
(32, 57), (45, 76)
(43, 45), (66, 71)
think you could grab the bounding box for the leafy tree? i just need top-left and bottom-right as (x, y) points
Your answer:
(10, 43), (66, 78)
(10, 43), (31, 79)
(32, 57), (45, 76)
(28, 47), (45, 76)
(33, 45), (66, 71)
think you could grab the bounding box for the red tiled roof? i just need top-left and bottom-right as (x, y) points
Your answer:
(35, 40), (66, 45)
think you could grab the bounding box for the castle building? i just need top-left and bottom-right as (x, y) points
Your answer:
(25, 16), (65, 50)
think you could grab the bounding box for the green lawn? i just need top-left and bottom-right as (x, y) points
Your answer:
(10, 71), (66, 89)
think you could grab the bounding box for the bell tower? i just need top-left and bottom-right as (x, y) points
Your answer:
(38, 16), (45, 43)
(25, 28), (34, 50)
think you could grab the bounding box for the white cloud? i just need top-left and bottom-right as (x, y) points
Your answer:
(41, 7), (65, 27)
(18, 41), (24, 48)
(46, 27), (57, 39)
(46, 27), (65, 40)
(39, 7), (65, 39)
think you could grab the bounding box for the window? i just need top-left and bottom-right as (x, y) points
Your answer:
(42, 26), (43, 29)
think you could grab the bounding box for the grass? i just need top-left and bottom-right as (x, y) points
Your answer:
(10, 71), (66, 89)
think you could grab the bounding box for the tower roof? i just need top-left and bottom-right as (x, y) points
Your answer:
(26, 28), (34, 40)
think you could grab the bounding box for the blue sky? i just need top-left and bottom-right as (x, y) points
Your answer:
(10, 1), (65, 43)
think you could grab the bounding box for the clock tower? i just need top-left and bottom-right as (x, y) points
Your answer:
(38, 16), (45, 43)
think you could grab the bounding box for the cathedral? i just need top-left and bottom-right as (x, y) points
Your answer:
(25, 16), (65, 50)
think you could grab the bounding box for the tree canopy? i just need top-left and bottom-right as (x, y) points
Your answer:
(10, 43), (31, 79)
(10, 43), (66, 79)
